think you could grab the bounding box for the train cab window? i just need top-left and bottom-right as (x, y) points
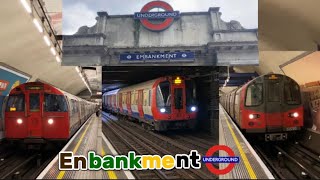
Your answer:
(284, 80), (301, 105)
(174, 88), (183, 109)
(245, 83), (263, 106)
(29, 94), (40, 112)
(44, 94), (67, 112)
(268, 81), (280, 102)
(156, 81), (171, 107)
(6, 94), (25, 112)
(186, 80), (196, 106)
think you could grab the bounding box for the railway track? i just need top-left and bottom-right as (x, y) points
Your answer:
(254, 141), (320, 179)
(0, 143), (58, 179)
(102, 112), (217, 179)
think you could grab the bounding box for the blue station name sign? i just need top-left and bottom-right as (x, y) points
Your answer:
(134, 11), (180, 19)
(120, 52), (195, 61)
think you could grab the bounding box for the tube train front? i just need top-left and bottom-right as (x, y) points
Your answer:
(220, 74), (303, 141)
(4, 82), (97, 143)
(103, 76), (197, 131)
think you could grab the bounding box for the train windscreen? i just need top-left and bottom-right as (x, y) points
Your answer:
(156, 81), (171, 108)
(6, 94), (25, 112)
(245, 83), (263, 106)
(186, 80), (196, 107)
(284, 79), (301, 105)
(174, 88), (183, 109)
(44, 94), (68, 112)
(268, 81), (281, 102)
(29, 93), (40, 112)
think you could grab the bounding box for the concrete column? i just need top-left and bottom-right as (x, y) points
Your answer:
(209, 7), (221, 31)
(96, 11), (108, 34)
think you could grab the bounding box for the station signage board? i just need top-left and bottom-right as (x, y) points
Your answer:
(119, 52), (195, 61)
(134, 1), (180, 31)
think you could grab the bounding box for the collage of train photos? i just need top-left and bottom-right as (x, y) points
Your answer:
(0, 0), (320, 179)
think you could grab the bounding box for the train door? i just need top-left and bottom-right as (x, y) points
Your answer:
(172, 81), (186, 120)
(138, 90), (144, 118)
(26, 91), (42, 137)
(119, 93), (123, 113)
(265, 76), (284, 130)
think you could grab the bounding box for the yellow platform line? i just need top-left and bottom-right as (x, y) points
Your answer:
(223, 112), (257, 179)
(101, 148), (118, 179)
(57, 119), (93, 179)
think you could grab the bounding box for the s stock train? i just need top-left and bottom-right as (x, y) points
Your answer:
(220, 74), (303, 141)
(4, 82), (97, 143)
(102, 76), (197, 131)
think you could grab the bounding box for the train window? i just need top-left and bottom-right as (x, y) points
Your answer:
(144, 91), (147, 106)
(156, 81), (171, 107)
(268, 81), (280, 102)
(245, 83), (263, 106)
(29, 93), (40, 112)
(174, 88), (183, 109)
(284, 81), (301, 105)
(6, 94), (25, 112)
(186, 80), (196, 106)
(44, 94), (68, 112)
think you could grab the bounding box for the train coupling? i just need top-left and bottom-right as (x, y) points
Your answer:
(265, 133), (287, 141)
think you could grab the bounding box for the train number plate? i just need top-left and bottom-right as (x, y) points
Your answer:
(285, 127), (299, 131)
(265, 133), (287, 141)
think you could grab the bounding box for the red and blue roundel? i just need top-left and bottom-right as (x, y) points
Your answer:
(134, 1), (180, 31)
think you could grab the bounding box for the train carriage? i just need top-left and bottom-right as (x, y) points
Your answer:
(4, 82), (97, 143)
(220, 74), (304, 141)
(103, 76), (198, 131)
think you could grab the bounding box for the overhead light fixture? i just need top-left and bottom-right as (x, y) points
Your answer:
(20, 0), (32, 13)
(56, 56), (61, 62)
(43, 35), (51, 46)
(75, 67), (80, 73)
(50, 47), (56, 56)
(33, 18), (43, 33)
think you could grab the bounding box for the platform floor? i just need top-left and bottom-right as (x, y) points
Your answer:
(37, 114), (132, 179)
(219, 104), (274, 179)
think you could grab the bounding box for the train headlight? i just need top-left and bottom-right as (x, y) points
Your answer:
(191, 106), (197, 112)
(160, 108), (166, 113)
(48, 119), (54, 125)
(249, 114), (260, 119)
(17, 119), (23, 124)
(289, 112), (299, 118)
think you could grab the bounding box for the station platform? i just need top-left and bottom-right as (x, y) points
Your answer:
(219, 104), (274, 179)
(37, 114), (133, 179)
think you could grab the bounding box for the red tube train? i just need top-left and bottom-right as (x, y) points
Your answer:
(220, 74), (303, 141)
(102, 76), (197, 131)
(4, 82), (97, 143)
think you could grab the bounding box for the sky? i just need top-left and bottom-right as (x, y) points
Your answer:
(63, 0), (258, 35)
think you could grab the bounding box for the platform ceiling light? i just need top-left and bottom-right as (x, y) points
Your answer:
(75, 67), (80, 73)
(43, 35), (51, 46)
(33, 18), (43, 33)
(50, 47), (56, 56)
(20, 0), (32, 13)
(56, 56), (61, 63)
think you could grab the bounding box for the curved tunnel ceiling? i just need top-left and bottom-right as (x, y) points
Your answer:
(0, 0), (100, 96)
(259, 0), (320, 51)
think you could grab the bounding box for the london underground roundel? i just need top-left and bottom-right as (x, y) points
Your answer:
(134, 1), (180, 31)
